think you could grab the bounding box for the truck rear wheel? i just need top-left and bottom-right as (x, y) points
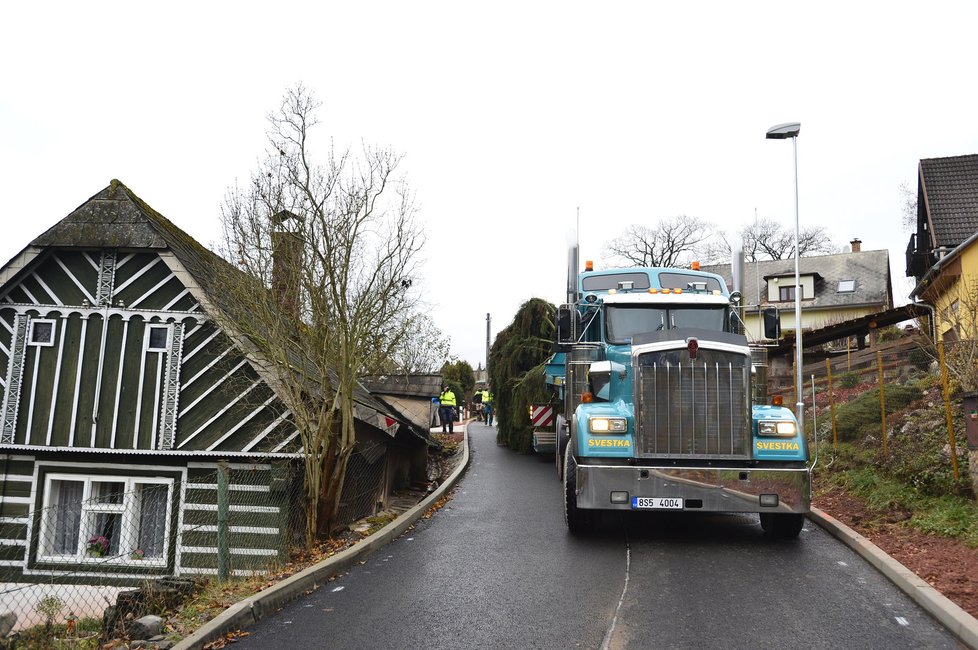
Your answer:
(564, 446), (596, 533)
(759, 513), (805, 540)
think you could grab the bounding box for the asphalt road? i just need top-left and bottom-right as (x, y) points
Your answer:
(236, 422), (960, 649)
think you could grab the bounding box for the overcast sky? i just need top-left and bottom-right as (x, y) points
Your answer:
(3, 2), (978, 368)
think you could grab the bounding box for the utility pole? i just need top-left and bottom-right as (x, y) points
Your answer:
(485, 313), (491, 381)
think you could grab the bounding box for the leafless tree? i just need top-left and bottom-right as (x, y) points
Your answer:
(215, 85), (425, 542)
(900, 181), (918, 233)
(702, 218), (838, 263)
(605, 216), (714, 268)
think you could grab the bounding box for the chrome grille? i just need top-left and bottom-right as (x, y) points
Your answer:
(636, 347), (750, 459)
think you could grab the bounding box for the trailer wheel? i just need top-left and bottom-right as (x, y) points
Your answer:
(564, 446), (595, 533)
(759, 513), (805, 540)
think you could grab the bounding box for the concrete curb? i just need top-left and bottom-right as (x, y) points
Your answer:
(173, 426), (471, 650)
(809, 506), (978, 649)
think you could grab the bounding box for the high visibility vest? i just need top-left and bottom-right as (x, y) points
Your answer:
(439, 390), (456, 407)
(482, 390), (493, 404)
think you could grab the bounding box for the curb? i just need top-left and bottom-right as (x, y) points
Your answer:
(809, 506), (978, 649)
(173, 426), (471, 650)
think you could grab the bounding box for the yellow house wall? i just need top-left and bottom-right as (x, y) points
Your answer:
(766, 274), (816, 302)
(743, 305), (879, 338)
(931, 240), (978, 343)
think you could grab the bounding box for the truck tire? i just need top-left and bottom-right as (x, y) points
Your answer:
(759, 513), (805, 540)
(564, 446), (596, 533)
(555, 416), (568, 481)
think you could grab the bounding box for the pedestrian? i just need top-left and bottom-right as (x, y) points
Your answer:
(482, 387), (494, 426)
(438, 385), (457, 434)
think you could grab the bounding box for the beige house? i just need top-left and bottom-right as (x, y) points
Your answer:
(703, 241), (893, 341)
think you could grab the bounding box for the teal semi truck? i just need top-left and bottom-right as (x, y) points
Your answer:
(553, 249), (811, 539)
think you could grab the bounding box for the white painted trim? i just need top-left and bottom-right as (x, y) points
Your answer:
(0, 497), (32, 504)
(180, 546), (279, 556)
(185, 483), (271, 493)
(187, 462), (272, 470)
(178, 359), (248, 419)
(0, 475), (31, 483)
(23, 346), (42, 439)
(110, 319), (130, 449)
(178, 380), (259, 449)
(0, 539), (26, 546)
(32, 273), (61, 305)
(114, 256), (161, 294)
(163, 288), (191, 311)
(178, 567), (262, 577)
(27, 318), (56, 347)
(133, 328), (149, 449)
(0, 444), (300, 459)
(54, 256), (97, 304)
(270, 430), (300, 453)
(128, 273), (176, 310)
(68, 317), (88, 446)
(183, 504), (279, 514)
(149, 351), (163, 449)
(181, 328), (221, 363)
(145, 323), (171, 353)
(82, 251), (100, 271)
(20, 284), (39, 305)
(182, 347), (231, 389)
(0, 517), (28, 524)
(115, 252), (136, 270)
(45, 317), (68, 446)
(241, 410), (289, 453)
(0, 454), (34, 461)
(0, 560), (25, 567)
(0, 341), (8, 357)
(181, 525), (279, 535)
(0, 317), (12, 335)
(205, 395), (276, 452)
(184, 322), (202, 339)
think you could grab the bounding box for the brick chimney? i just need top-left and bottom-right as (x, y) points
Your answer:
(850, 238), (862, 253)
(271, 210), (301, 321)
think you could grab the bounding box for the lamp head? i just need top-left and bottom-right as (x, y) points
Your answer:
(766, 122), (801, 139)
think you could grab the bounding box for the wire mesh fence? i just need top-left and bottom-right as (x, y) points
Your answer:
(0, 436), (403, 646)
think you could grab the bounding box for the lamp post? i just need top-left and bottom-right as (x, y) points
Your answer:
(766, 122), (804, 436)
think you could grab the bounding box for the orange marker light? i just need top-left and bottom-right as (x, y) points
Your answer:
(674, 288), (683, 294)
(772, 395), (783, 406)
(649, 288), (659, 294)
(581, 392), (594, 403)
(585, 260), (594, 271)
(691, 261), (700, 270)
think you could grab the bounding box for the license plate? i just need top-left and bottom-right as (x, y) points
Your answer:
(632, 497), (683, 510)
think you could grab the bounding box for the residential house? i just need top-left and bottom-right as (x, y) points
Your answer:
(906, 154), (978, 341)
(703, 242), (893, 343)
(0, 181), (428, 585)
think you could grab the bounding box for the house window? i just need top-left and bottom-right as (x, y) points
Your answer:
(39, 474), (173, 565)
(29, 319), (56, 347)
(779, 286), (803, 301)
(146, 325), (170, 352)
(837, 280), (856, 293)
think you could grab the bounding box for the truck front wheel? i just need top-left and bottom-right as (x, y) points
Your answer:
(564, 447), (596, 533)
(759, 513), (805, 540)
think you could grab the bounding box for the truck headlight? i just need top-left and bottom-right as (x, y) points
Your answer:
(590, 417), (627, 433)
(757, 421), (797, 436)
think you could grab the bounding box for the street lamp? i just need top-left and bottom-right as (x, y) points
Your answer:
(766, 121), (804, 437)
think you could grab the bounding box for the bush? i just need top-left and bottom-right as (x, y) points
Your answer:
(907, 346), (933, 371)
(838, 371), (861, 389)
(834, 384), (923, 442)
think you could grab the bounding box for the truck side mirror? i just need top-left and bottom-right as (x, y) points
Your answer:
(763, 307), (781, 340)
(556, 305), (578, 344)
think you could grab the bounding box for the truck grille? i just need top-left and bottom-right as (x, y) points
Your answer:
(635, 347), (750, 459)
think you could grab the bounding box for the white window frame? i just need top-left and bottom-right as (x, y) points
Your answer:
(145, 323), (171, 352)
(28, 319), (57, 347)
(37, 473), (174, 567)
(837, 279), (856, 293)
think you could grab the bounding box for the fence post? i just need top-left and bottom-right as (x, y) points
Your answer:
(937, 341), (960, 481)
(877, 349), (887, 458)
(825, 358), (838, 449)
(217, 461), (230, 582)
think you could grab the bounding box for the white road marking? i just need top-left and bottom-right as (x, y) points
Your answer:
(600, 537), (631, 650)
(837, 561), (848, 566)
(896, 617), (909, 626)
(332, 586), (345, 592)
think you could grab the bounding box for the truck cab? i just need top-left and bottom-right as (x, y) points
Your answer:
(557, 265), (810, 539)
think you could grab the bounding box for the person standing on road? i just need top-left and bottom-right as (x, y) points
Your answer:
(438, 385), (457, 434)
(482, 388), (494, 426)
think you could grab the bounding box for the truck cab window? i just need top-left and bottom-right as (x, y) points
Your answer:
(606, 306), (666, 344)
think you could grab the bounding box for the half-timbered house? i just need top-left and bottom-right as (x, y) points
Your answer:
(0, 180), (429, 584)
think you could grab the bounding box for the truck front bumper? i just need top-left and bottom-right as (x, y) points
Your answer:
(575, 464), (810, 513)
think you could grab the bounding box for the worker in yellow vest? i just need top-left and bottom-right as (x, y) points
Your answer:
(482, 388), (494, 426)
(438, 385), (457, 434)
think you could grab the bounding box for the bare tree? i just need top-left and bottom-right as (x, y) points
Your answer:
(216, 86), (425, 541)
(703, 218), (838, 263)
(605, 216), (714, 268)
(900, 181), (918, 233)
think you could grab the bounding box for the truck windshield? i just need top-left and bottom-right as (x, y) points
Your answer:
(605, 305), (727, 344)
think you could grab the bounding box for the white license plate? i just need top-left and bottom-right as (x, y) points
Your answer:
(632, 497), (683, 510)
